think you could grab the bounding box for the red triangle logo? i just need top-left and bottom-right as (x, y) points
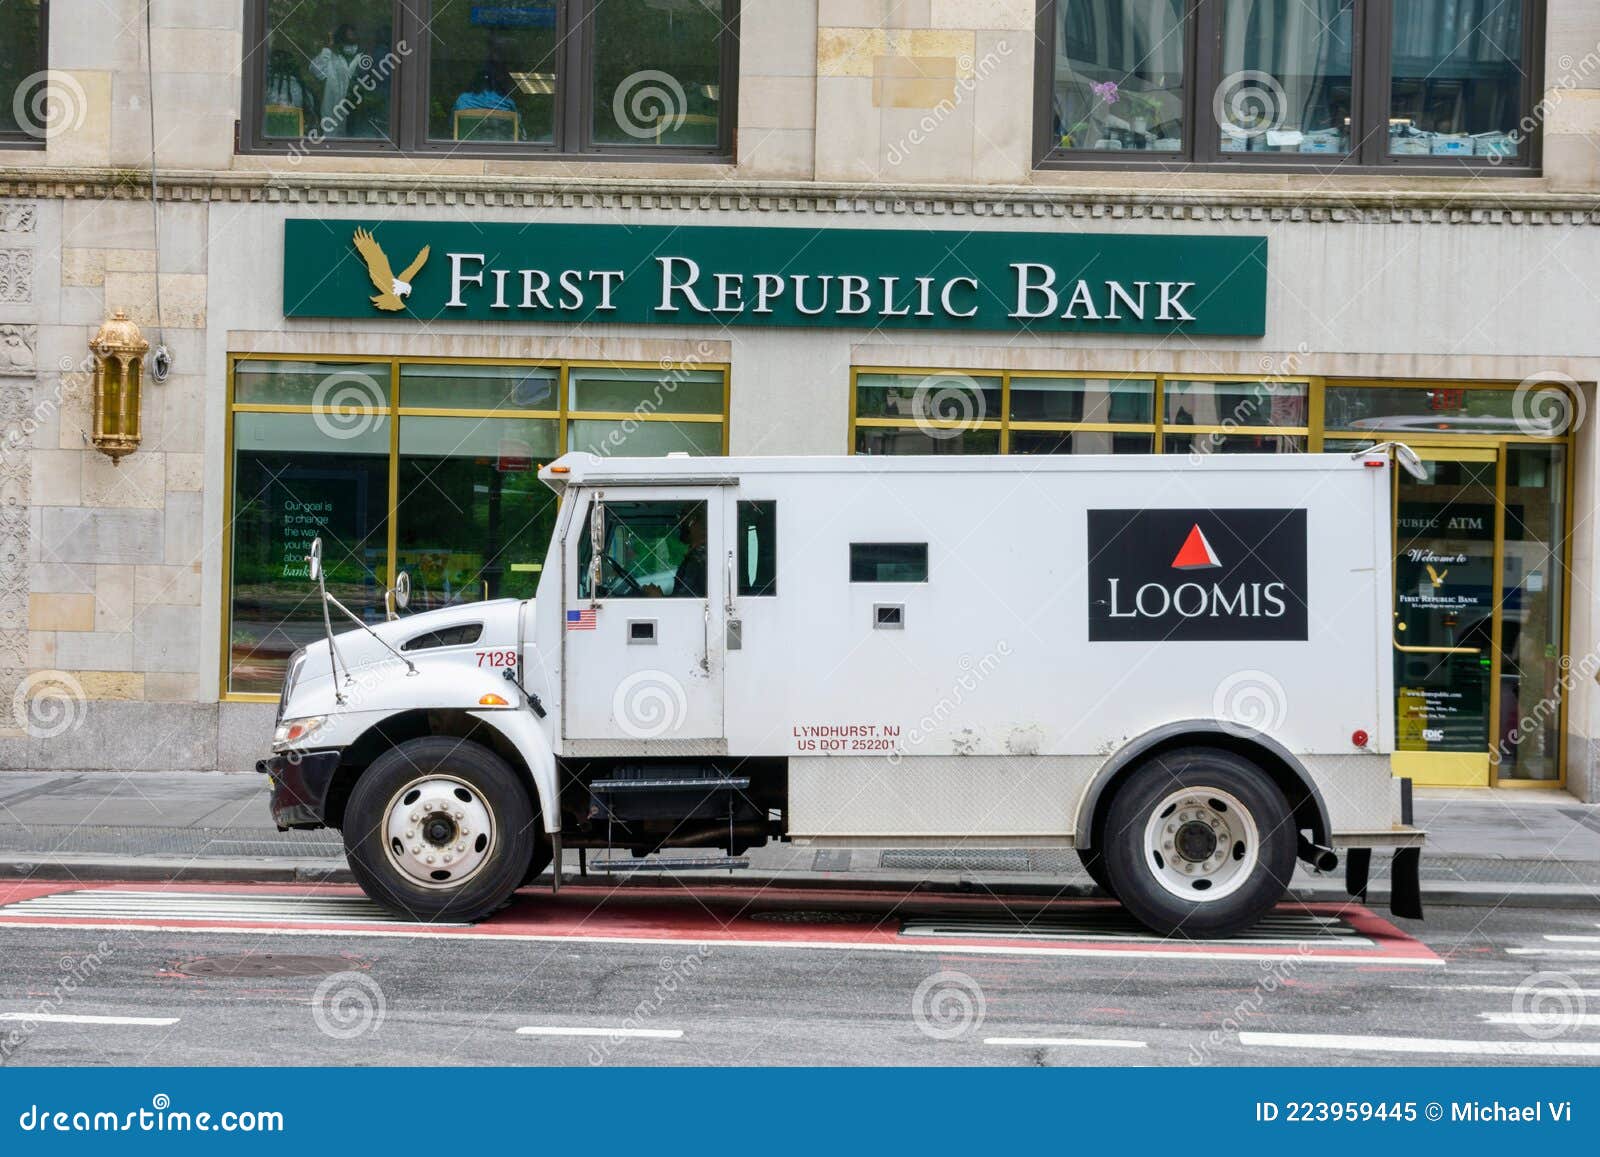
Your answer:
(1171, 524), (1221, 570)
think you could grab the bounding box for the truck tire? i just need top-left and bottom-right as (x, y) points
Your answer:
(1077, 847), (1117, 899)
(343, 737), (537, 923)
(1101, 747), (1296, 939)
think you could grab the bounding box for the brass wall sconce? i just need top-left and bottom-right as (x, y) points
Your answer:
(88, 310), (149, 462)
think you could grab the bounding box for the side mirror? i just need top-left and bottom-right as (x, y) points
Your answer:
(1394, 443), (1428, 481)
(587, 499), (604, 600)
(394, 570), (410, 610)
(306, 537), (323, 583)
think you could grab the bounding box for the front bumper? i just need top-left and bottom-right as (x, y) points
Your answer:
(256, 750), (343, 831)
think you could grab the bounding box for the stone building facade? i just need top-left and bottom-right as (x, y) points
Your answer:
(2, 1), (1599, 799)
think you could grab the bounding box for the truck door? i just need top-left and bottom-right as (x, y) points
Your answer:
(563, 487), (725, 742)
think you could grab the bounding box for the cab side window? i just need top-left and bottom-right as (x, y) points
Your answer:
(578, 499), (708, 599)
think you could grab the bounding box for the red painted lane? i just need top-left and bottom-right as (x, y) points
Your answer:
(0, 878), (1441, 963)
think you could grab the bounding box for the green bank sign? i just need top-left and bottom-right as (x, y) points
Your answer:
(283, 219), (1268, 336)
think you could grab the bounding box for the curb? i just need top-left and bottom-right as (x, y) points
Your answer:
(0, 856), (1595, 909)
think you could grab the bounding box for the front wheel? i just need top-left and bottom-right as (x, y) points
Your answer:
(1102, 747), (1296, 939)
(344, 737), (537, 922)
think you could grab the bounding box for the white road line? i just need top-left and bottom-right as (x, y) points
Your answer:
(516, 1026), (683, 1040)
(0, 921), (1445, 966)
(1394, 984), (1600, 996)
(0, 1013), (178, 1027)
(984, 1036), (1147, 1049)
(1545, 935), (1600, 943)
(1240, 1031), (1600, 1058)
(1507, 947), (1600, 958)
(1479, 1012), (1600, 1029)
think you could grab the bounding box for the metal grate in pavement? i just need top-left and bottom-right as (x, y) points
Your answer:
(901, 908), (1375, 947)
(0, 823), (343, 860)
(0, 888), (440, 925)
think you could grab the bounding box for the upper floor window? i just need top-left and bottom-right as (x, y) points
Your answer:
(0, 0), (48, 148)
(1035, 0), (1541, 172)
(243, 0), (736, 159)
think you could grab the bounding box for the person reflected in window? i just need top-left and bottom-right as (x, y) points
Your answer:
(308, 22), (364, 135)
(643, 508), (707, 598)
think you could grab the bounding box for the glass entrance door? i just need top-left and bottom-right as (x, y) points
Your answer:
(1392, 447), (1499, 787)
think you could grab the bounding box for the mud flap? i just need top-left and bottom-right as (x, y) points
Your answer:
(1344, 847), (1371, 903)
(1389, 846), (1423, 920)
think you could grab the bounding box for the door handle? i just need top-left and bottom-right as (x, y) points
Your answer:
(1394, 641), (1481, 654)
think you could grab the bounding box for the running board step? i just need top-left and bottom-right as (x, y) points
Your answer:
(589, 778), (750, 792)
(590, 857), (750, 872)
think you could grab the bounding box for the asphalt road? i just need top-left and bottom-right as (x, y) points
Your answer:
(0, 890), (1596, 1067)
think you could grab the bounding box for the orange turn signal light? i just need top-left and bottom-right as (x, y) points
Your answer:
(478, 693), (510, 707)
(548, 465), (570, 475)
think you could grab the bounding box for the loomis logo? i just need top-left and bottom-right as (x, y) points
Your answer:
(1087, 509), (1307, 642)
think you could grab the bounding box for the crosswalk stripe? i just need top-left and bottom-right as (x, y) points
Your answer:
(1240, 1031), (1600, 1057)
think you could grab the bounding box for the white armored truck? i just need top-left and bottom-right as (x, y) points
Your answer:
(260, 449), (1426, 938)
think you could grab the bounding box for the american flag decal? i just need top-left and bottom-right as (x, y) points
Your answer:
(566, 608), (597, 631)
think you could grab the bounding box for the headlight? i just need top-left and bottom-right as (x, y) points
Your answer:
(273, 715), (327, 749)
(277, 649), (307, 722)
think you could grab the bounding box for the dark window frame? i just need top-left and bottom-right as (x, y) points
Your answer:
(0, 0), (50, 150)
(239, 0), (738, 162)
(1033, 0), (1544, 176)
(849, 542), (930, 584)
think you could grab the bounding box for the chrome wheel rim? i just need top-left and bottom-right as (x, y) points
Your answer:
(381, 775), (497, 889)
(1141, 787), (1259, 902)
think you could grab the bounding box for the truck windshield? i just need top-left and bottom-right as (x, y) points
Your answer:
(578, 499), (708, 599)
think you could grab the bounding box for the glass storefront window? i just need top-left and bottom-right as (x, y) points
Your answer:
(589, 0), (724, 148)
(259, 0), (396, 142)
(229, 412), (392, 694)
(1050, 0), (1187, 153)
(400, 363), (557, 410)
(854, 427), (1001, 456)
(0, 0), (45, 141)
(1325, 385), (1537, 435)
(426, 1), (560, 144)
(395, 417), (560, 608)
(1389, 1), (1524, 160)
(855, 373), (1004, 425)
(1217, 0), (1354, 156)
(1164, 432), (1306, 455)
(227, 357), (727, 694)
(1165, 380), (1308, 427)
(570, 367), (725, 414)
(1010, 377), (1154, 423)
(1498, 445), (1567, 781)
(236, 360), (392, 407)
(1011, 430), (1153, 455)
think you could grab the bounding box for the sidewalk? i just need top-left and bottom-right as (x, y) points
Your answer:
(0, 771), (1597, 907)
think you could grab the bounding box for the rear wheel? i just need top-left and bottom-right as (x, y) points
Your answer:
(344, 737), (537, 922)
(1102, 747), (1296, 939)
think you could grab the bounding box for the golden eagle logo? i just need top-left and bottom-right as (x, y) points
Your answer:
(352, 227), (430, 312)
(1425, 564), (1449, 588)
